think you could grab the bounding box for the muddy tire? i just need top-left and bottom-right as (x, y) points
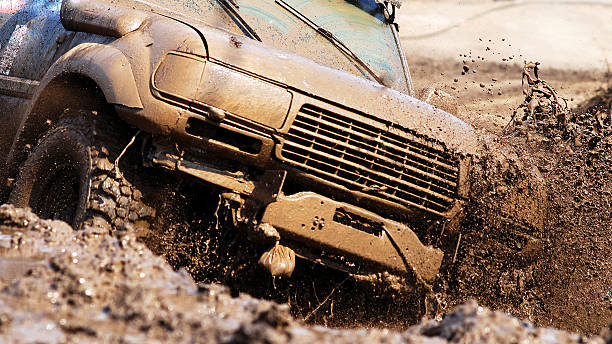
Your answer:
(8, 109), (155, 232)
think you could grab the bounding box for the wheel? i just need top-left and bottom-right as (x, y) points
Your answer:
(8, 109), (156, 232)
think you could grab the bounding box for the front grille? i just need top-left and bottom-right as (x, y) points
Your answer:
(280, 104), (460, 215)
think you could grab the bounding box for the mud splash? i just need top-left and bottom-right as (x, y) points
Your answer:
(442, 75), (612, 335)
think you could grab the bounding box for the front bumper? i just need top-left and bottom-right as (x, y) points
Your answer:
(260, 192), (443, 282)
(148, 141), (443, 281)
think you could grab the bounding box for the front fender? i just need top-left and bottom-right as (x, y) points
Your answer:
(36, 42), (143, 109)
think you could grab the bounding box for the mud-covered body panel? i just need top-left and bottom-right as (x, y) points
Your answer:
(199, 28), (478, 156)
(0, 0), (484, 281)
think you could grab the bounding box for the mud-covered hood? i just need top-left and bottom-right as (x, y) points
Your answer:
(63, 0), (476, 154)
(194, 26), (478, 156)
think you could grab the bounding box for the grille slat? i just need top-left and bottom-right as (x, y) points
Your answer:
(286, 127), (457, 193)
(297, 110), (458, 174)
(282, 150), (452, 213)
(280, 105), (461, 215)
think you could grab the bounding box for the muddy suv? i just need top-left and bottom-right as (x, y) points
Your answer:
(0, 0), (543, 283)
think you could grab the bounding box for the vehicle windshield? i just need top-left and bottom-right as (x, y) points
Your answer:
(235, 0), (411, 94)
(142, 0), (411, 94)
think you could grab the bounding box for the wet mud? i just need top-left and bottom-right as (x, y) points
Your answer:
(130, 65), (612, 336)
(0, 204), (610, 343)
(403, 51), (611, 334)
(441, 73), (612, 335)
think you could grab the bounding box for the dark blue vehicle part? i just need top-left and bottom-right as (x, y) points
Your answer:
(0, 0), (65, 170)
(0, 0), (65, 80)
(0, 0), (123, 172)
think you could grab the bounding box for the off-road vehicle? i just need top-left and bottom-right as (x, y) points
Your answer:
(0, 0), (545, 283)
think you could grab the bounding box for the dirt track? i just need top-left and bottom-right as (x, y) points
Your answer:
(0, 205), (610, 343)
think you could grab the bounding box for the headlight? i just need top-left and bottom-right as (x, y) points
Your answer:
(153, 51), (292, 129)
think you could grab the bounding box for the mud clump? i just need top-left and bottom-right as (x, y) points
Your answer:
(0, 204), (608, 343)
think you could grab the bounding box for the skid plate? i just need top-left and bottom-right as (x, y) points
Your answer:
(261, 192), (443, 281)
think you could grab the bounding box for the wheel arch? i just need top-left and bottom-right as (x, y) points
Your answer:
(1, 43), (144, 200)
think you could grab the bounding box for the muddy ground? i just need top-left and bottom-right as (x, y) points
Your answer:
(0, 67), (610, 341)
(0, 205), (610, 343)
